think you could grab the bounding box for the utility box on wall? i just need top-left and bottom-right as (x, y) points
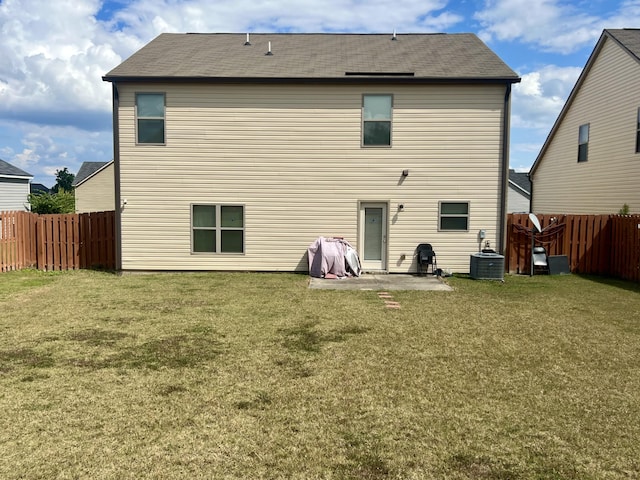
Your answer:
(470, 253), (505, 280)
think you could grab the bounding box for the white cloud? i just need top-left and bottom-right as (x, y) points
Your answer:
(2, 122), (112, 184)
(109, 0), (462, 37)
(512, 65), (582, 129)
(14, 149), (40, 170)
(0, 0), (130, 129)
(508, 64), (582, 170)
(476, 0), (640, 54)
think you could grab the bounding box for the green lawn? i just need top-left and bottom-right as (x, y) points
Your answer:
(1, 270), (639, 479)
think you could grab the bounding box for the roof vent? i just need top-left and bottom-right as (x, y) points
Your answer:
(244, 33), (251, 46)
(392, 29), (397, 40)
(265, 41), (273, 56)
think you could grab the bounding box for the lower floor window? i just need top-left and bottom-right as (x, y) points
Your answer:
(192, 204), (244, 253)
(439, 202), (469, 231)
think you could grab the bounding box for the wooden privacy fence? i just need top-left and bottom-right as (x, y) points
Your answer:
(0, 211), (38, 272)
(0, 210), (115, 272)
(506, 213), (640, 282)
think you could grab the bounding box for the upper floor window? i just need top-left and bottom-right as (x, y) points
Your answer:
(578, 124), (589, 162)
(136, 93), (165, 144)
(439, 202), (469, 231)
(636, 108), (640, 153)
(362, 95), (392, 147)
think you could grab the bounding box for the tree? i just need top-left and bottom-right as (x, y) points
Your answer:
(28, 190), (75, 214)
(52, 167), (75, 193)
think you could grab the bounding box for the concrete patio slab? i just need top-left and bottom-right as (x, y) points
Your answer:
(308, 273), (453, 291)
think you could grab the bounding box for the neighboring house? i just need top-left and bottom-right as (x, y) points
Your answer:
(508, 169), (531, 213)
(30, 183), (51, 195)
(0, 158), (33, 211)
(530, 29), (640, 214)
(72, 161), (115, 213)
(103, 33), (520, 273)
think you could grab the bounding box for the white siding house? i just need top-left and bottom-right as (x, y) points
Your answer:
(103, 33), (520, 273)
(508, 170), (531, 213)
(0, 159), (32, 212)
(531, 29), (640, 214)
(73, 161), (115, 213)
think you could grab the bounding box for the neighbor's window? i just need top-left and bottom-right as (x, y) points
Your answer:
(136, 93), (165, 144)
(578, 123), (589, 162)
(192, 204), (244, 253)
(362, 94), (392, 146)
(439, 202), (469, 231)
(636, 108), (640, 153)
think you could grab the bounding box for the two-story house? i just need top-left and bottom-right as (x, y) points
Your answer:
(530, 29), (640, 214)
(103, 33), (520, 273)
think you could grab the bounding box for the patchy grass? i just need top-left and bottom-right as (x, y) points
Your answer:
(0, 269), (639, 479)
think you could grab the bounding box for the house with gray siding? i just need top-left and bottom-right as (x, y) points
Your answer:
(103, 33), (520, 273)
(530, 29), (640, 214)
(508, 169), (531, 213)
(0, 159), (33, 212)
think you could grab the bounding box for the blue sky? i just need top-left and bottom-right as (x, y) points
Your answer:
(1, 0), (639, 186)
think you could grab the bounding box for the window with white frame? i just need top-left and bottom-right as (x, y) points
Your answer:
(191, 204), (244, 253)
(578, 124), (589, 162)
(136, 93), (165, 144)
(439, 202), (469, 231)
(362, 94), (392, 146)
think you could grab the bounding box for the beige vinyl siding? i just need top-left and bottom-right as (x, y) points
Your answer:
(117, 83), (507, 272)
(75, 164), (115, 213)
(0, 179), (30, 211)
(532, 37), (640, 214)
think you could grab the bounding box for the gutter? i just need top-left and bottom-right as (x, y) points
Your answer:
(101, 75), (521, 86)
(499, 83), (513, 253)
(0, 175), (33, 181)
(111, 84), (122, 271)
(528, 172), (534, 213)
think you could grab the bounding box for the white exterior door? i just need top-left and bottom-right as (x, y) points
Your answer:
(359, 202), (388, 272)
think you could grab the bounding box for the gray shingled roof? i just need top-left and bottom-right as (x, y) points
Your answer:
(104, 33), (520, 82)
(73, 161), (111, 187)
(509, 169), (531, 198)
(30, 183), (50, 194)
(607, 29), (640, 61)
(0, 158), (32, 178)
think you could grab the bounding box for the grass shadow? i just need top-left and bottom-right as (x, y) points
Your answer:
(447, 453), (515, 479)
(575, 273), (640, 294)
(65, 330), (223, 370)
(280, 321), (369, 354)
(0, 347), (55, 372)
(65, 328), (130, 346)
(337, 431), (391, 480)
